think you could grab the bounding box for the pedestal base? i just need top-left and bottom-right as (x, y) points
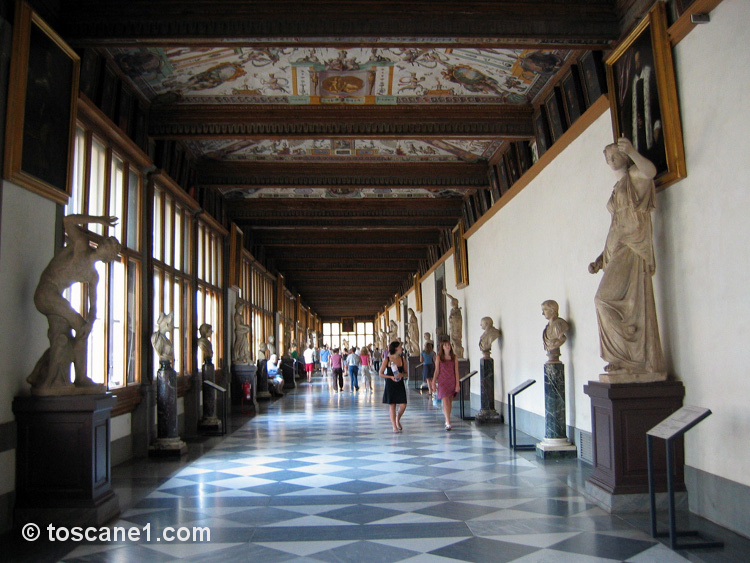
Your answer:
(599, 371), (667, 384)
(149, 437), (187, 457)
(475, 409), (503, 424)
(584, 479), (687, 514)
(584, 380), (685, 495)
(198, 417), (222, 434)
(536, 438), (577, 459)
(13, 393), (120, 528)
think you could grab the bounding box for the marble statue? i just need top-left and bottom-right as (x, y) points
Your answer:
(406, 308), (419, 355)
(267, 335), (276, 356)
(588, 136), (666, 381)
(479, 317), (501, 358)
(27, 214), (121, 395)
(388, 320), (399, 344)
(541, 300), (569, 363)
(380, 328), (388, 351)
(423, 332), (433, 345)
(232, 300), (250, 364)
(197, 323), (213, 362)
(151, 312), (175, 364)
(258, 341), (267, 362)
(443, 290), (464, 359)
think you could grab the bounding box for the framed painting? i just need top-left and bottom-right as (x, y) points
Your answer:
(578, 50), (608, 107)
(488, 167), (501, 203)
(414, 273), (422, 312)
(544, 87), (567, 143)
(606, 2), (686, 188)
(497, 158), (510, 194)
(561, 66), (586, 125)
(4, 1), (80, 204)
(503, 148), (520, 185)
(452, 220), (469, 289)
(515, 141), (533, 175)
(341, 317), (355, 333)
(534, 107), (551, 157)
(228, 223), (244, 288)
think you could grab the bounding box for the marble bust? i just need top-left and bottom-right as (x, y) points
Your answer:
(423, 332), (433, 345)
(198, 323), (214, 363)
(541, 300), (569, 363)
(588, 137), (666, 381)
(151, 312), (175, 364)
(267, 335), (276, 356)
(258, 342), (268, 362)
(479, 317), (501, 358)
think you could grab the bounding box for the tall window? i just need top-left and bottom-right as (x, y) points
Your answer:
(196, 218), (224, 367)
(152, 183), (194, 375)
(241, 255), (274, 360)
(323, 321), (373, 351)
(66, 126), (142, 389)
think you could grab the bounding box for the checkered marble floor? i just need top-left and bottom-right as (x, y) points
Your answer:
(61, 376), (692, 563)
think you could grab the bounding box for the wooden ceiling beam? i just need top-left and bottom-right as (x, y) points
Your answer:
(60, 1), (619, 48)
(149, 104), (533, 140)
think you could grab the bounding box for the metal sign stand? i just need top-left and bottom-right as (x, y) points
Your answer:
(508, 379), (536, 451)
(647, 406), (723, 550)
(459, 370), (478, 421)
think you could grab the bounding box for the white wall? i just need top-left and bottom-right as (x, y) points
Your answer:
(0, 182), (57, 501)
(655, 0), (750, 486)
(412, 0), (750, 492)
(420, 269), (437, 346)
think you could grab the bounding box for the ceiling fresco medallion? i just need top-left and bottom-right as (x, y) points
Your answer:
(110, 46), (568, 105)
(184, 138), (504, 162)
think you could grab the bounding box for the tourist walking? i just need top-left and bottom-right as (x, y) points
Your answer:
(330, 348), (343, 392)
(372, 346), (382, 373)
(359, 346), (373, 392)
(319, 344), (331, 378)
(435, 337), (460, 430)
(380, 341), (407, 433)
(303, 344), (315, 383)
(421, 341), (436, 396)
(346, 347), (361, 391)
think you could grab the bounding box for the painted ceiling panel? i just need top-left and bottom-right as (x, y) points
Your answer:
(110, 46), (569, 105)
(222, 187), (469, 199)
(184, 138), (503, 162)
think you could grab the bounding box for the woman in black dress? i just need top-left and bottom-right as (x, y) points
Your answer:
(380, 340), (407, 433)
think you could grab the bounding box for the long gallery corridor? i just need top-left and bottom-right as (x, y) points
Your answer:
(45, 376), (744, 563)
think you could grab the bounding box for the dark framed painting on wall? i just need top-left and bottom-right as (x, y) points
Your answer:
(452, 220), (469, 289)
(497, 158), (510, 194)
(544, 87), (567, 143)
(578, 50), (608, 107)
(515, 142), (533, 175)
(606, 2), (686, 188)
(561, 67), (586, 125)
(534, 107), (551, 157)
(79, 48), (102, 104)
(488, 167), (501, 203)
(3, 1), (80, 205)
(503, 148), (520, 185)
(341, 317), (355, 333)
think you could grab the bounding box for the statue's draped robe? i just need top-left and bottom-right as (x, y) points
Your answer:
(595, 171), (665, 374)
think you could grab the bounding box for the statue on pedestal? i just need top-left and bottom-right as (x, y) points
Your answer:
(423, 332), (433, 345)
(542, 300), (569, 364)
(28, 214), (121, 395)
(588, 137), (666, 382)
(151, 312), (175, 364)
(198, 323), (214, 363)
(443, 290), (464, 359)
(258, 342), (268, 362)
(406, 308), (419, 356)
(232, 300), (250, 365)
(267, 335), (276, 356)
(388, 320), (399, 345)
(479, 317), (501, 359)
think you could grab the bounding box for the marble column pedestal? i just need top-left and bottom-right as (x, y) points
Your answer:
(537, 362), (577, 459)
(150, 361), (187, 457)
(476, 357), (502, 424)
(199, 360), (222, 433)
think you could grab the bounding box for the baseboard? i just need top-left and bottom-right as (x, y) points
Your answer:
(111, 434), (132, 467)
(0, 489), (15, 534)
(686, 465), (750, 540)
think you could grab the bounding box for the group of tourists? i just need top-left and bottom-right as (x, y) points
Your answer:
(268, 338), (462, 432)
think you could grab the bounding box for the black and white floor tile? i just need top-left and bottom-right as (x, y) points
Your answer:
(56, 376), (745, 562)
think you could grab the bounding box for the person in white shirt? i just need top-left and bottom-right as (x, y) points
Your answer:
(346, 347), (361, 391)
(303, 345), (315, 383)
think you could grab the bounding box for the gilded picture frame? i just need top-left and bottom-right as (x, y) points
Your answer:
(606, 2), (686, 189)
(452, 220), (469, 289)
(414, 273), (423, 312)
(3, 1), (80, 204)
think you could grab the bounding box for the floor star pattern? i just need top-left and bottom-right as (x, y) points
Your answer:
(55, 375), (747, 562)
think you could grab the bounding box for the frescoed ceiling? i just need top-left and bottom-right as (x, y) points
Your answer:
(111, 47), (568, 106)
(54, 0), (626, 317)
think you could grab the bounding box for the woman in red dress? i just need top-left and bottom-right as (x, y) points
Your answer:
(435, 337), (460, 430)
